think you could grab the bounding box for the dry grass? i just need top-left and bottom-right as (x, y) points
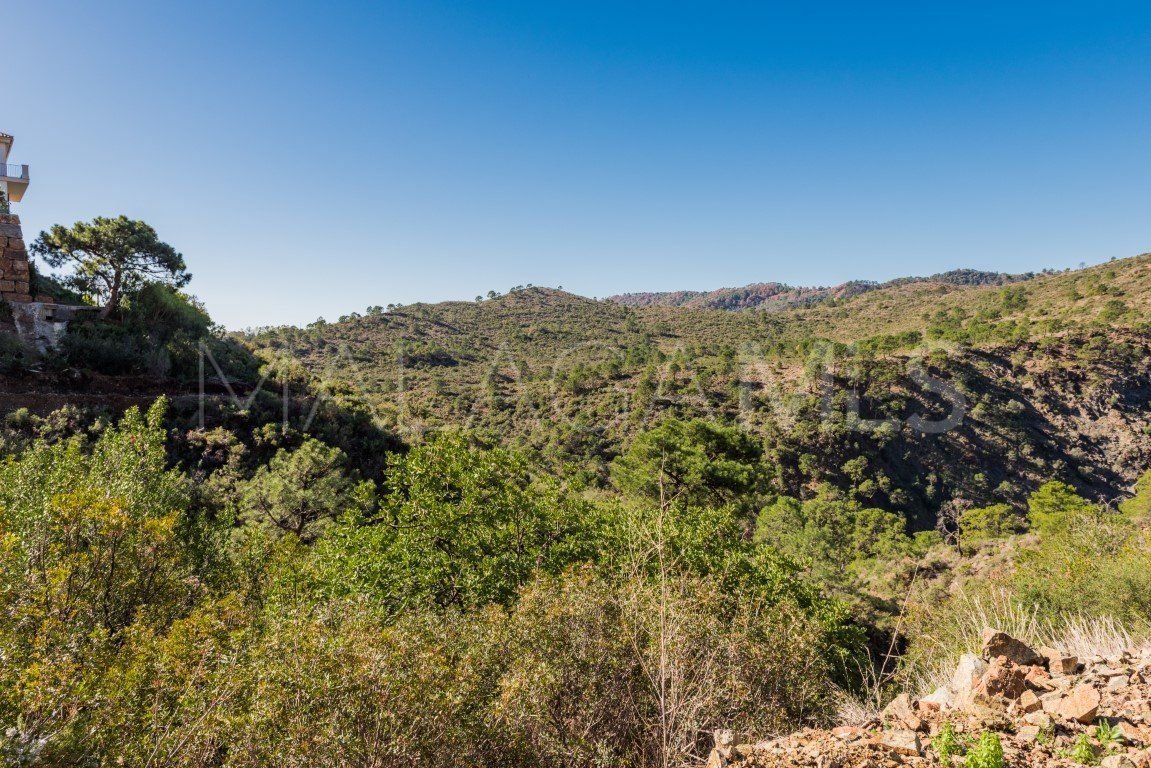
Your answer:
(834, 655), (891, 726)
(901, 587), (1151, 695)
(1048, 615), (1142, 660)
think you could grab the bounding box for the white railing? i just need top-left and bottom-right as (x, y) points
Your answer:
(0, 164), (29, 180)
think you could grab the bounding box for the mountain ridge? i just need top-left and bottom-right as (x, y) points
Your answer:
(607, 268), (1038, 310)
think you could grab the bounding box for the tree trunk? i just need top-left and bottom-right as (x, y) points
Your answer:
(100, 270), (124, 319)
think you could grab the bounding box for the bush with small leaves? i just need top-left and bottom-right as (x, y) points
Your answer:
(966, 731), (1005, 768)
(933, 722), (964, 762)
(1062, 732), (1100, 765)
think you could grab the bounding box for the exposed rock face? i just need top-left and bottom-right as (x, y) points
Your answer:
(716, 630), (1151, 768)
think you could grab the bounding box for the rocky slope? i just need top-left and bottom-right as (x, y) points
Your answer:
(708, 630), (1151, 767)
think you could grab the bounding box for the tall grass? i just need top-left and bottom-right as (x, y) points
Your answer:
(900, 587), (1151, 695)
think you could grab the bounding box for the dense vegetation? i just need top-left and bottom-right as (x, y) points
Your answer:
(2, 223), (1151, 766)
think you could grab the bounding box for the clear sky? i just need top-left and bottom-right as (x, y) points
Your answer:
(5, 1), (1151, 328)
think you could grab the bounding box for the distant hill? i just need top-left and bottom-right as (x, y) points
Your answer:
(608, 269), (1035, 311)
(244, 252), (1151, 525)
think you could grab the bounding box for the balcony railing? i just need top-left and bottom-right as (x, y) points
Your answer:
(0, 164), (29, 180)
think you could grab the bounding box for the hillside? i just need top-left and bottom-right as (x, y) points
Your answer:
(7, 241), (1151, 768)
(249, 252), (1151, 525)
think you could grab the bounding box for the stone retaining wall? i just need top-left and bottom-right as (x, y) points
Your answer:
(0, 213), (32, 304)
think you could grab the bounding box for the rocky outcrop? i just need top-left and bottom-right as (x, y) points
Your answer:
(712, 630), (1151, 767)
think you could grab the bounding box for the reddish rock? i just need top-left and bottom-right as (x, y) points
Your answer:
(1025, 665), (1055, 691)
(1018, 689), (1043, 713)
(982, 629), (1043, 667)
(882, 693), (923, 730)
(874, 729), (923, 757)
(1045, 644), (1077, 677)
(1055, 684), (1102, 724)
(831, 726), (867, 742)
(976, 656), (1028, 701)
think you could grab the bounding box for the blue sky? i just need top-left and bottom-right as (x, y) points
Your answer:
(5, 1), (1151, 328)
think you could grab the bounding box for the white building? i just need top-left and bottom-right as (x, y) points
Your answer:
(0, 133), (30, 203)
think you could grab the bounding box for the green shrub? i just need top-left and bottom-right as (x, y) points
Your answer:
(0, 331), (27, 374)
(966, 731), (1005, 768)
(1014, 504), (1151, 622)
(58, 319), (145, 374)
(959, 503), (1022, 543)
(1063, 732), (1099, 765)
(933, 721), (964, 762)
(1027, 481), (1093, 535)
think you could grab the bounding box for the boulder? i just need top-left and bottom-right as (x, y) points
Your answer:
(1018, 689), (1043, 713)
(1023, 711), (1055, 729)
(1016, 724), (1042, 742)
(1025, 665), (1055, 691)
(920, 686), (953, 712)
(704, 750), (727, 768)
(953, 653), (989, 695)
(882, 693), (923, 730)
(975, 656), (1028, 701)
(1055, 684), (1102, 724)
(981, 629), (1042, 667)
(712, 729), (737, 758)
(1101, 755), (1137, 768)
(830, 726), (867, 743)
(706, 730), (737, 768)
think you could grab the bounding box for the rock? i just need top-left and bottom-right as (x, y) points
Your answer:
(875, 729), (923, 757)
(704, 749), (728, 768)
(1023, 711), (1055, 728)
(831, 726), (867, 742)
(1018, 689), (1043, 713)
(953, 653), (989, 694)
(982, 629), (1042, 667)
(882, 693), (923, 730)
(1040, 646), (1080, 676)
(1055, 684), (1102, 724)
(1101, 755), (1137, 768)
(976, 656), (1028, 701)
(712, 729), (737, 758)
(920, 686), (953, 712)
(1025, 665), (1056, 691)
(1017, 724), (1042, 742)
(1117, 721), (1151, 746)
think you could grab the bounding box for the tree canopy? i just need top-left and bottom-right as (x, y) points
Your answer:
(32, 216), (189, 317)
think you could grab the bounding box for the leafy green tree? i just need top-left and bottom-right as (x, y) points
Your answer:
(313, 433), (597, 609)
(0, 400), (200, 761)
(959, 503), (1021, 543)
(1027, 481), (1092, 535)
(32, 216), (189, 317)
(611, 419), (768, 509)
(755, 486), (910, 577)
(239, 437), (374, 543)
